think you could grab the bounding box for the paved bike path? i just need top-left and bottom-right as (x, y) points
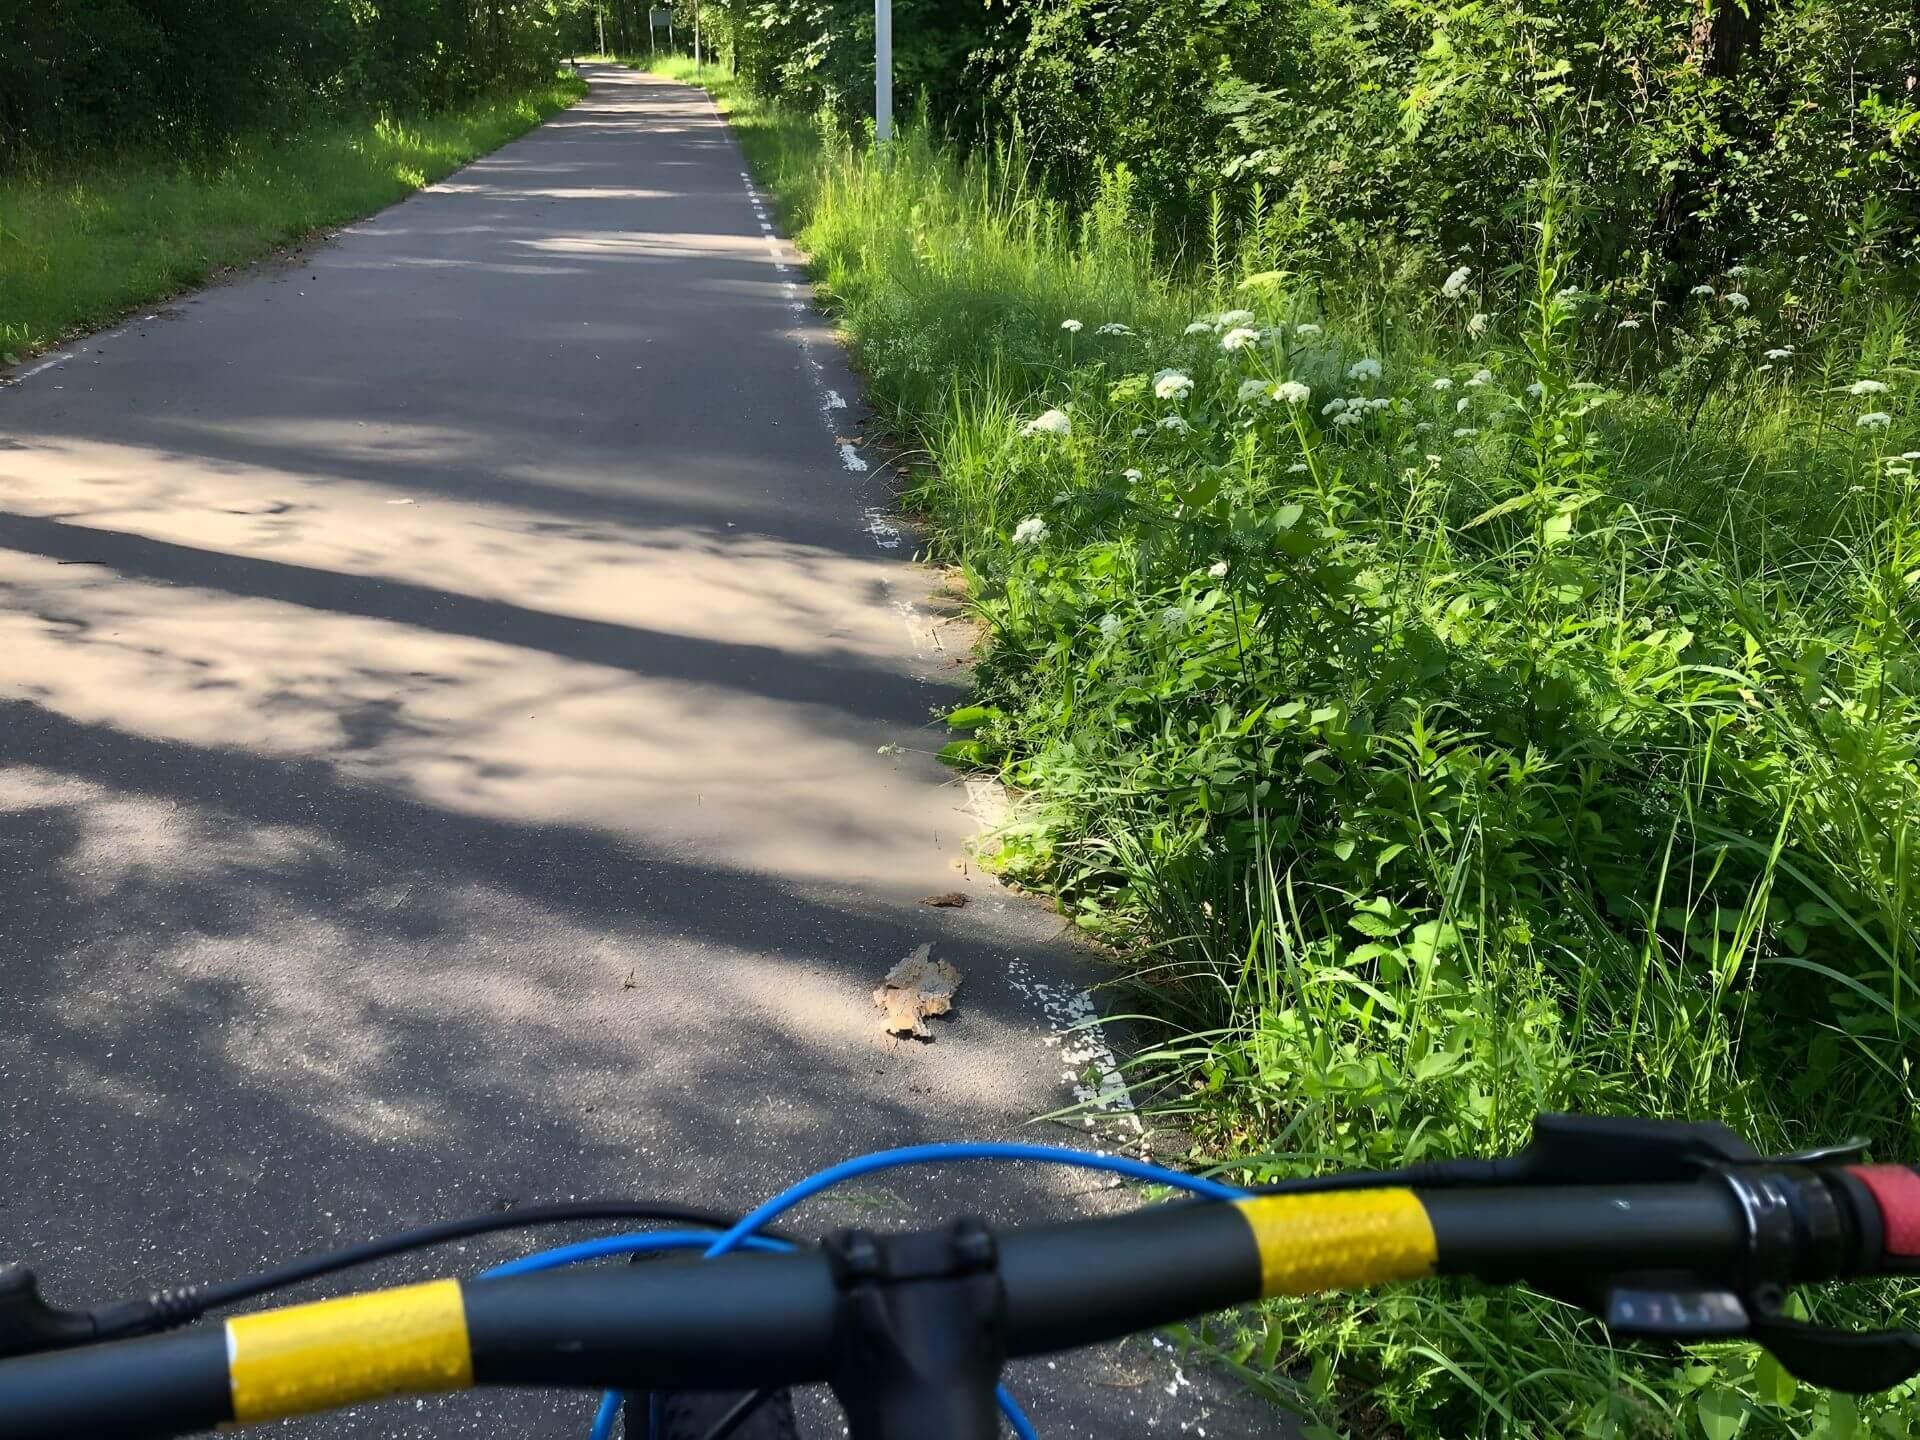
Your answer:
(0, 68), (1268, 1437)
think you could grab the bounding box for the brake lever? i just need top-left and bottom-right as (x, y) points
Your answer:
(1501, 1115), (1920, 1395)
(1591, 1280), (1920, 1394)
(1749, 1311), (1920, 1394)
(1765, 1137), (1872, 1168)
(0, 1267), (97, 1359)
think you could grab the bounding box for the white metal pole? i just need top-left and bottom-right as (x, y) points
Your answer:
(874, 0), (892, 142)
(693, 0), (701, 73)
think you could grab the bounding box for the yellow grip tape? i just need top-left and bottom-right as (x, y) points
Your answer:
(226, 1277), (473, 1424)
(1233, 1189), (1437, 1296)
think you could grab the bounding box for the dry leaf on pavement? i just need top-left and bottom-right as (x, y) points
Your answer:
(873, 942), (962, 1038)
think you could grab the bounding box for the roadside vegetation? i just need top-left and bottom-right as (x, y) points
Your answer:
(1, 1), (595, 359)
(641, 2), (1920, 1430)
(0, 82), (583, 361)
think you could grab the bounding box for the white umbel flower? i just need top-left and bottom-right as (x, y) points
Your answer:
(1347, 357), (1383, 382)
(1452, 427), (1479, 438)
(1724, 292), (1750, 311)
(1431, 377), (1453, 392)
(1158, 414), (1191, 433)
(1237, 378), (1268, 404)
(1857, 412), (1893, 432)
(1122, 468), (1143, 483)
(1441, 265), (1472, 298)
(1217, 309), (1255, 328)
(1851, 379), (1890, 396)
(1184, 321), (1213, 336)
(1060, 319), (1082, 334)
(1467, 368), (1493, 387)
(1153, 369), (1194, 400)
(1095, 322), (1132, 336)
(1294, 323), (1323, 339)
(1020, 408), (1071, 438)
(1011, 516), (1049, 545)
(1764, 347), (1793, 361)
(1271, 380), (1311, 407)
(1690, 284), (1716, 299)
(1615, 318), (1642, 330)
(1331, 410), (1362, 428)
(1467, 312), (1489, 338)
(1219, 327), (1260, 352)
(1207, 560), (1229, 579)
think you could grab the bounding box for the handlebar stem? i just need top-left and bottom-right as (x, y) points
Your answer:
(825, 1220), (1007, 1440)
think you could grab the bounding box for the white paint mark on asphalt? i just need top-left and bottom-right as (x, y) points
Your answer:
(722, 114), (902, 553)
(1006, 959), (1143, 1136)
(9, 350), (74, 383)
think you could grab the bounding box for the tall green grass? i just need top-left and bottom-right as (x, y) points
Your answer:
(0, 76), (585, 360)
(664, 61), (1920, 1438)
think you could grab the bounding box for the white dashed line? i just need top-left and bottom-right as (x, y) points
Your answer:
(11, 351), (74, 382)
(715, 93), (897, 549)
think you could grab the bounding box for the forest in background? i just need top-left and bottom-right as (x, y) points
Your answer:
(705, 0), (1918, 288)
(1, 3), (591, 366)
(0, 0), (596, 165)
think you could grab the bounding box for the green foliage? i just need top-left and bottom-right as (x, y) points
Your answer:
(691, 0), (1919, 296)
(999, 0), (1920, 287)
(682, 59), (1920, 1435)
(0, 77), (585, 358)
(663, 0), (1020, 141)
(1, 0), (593, 165)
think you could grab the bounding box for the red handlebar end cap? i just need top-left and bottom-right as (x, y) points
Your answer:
(1848, 1165), (1920, 1258)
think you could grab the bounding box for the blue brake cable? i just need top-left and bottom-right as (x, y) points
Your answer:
(478, 1141), (1250, 1440)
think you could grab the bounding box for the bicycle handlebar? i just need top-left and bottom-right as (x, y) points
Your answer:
(4, 1159), (1918, 1440)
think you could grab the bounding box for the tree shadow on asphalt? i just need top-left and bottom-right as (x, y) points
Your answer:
(0, 511), (942, 728)
(0, 694), (1119, 1274)
(0, 63), (1288, 1438)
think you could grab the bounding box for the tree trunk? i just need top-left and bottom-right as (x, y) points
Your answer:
(1656, 0), (1769, 277)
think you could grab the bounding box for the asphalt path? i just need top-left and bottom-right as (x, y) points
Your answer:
(0, 67), (1276, 1439)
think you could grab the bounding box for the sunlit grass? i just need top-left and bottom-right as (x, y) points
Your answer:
(0, 77), (585, 360)
(645, 55), (1920, 1437)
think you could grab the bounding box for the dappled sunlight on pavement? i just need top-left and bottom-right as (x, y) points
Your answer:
(0, 66), (1259, 1440)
